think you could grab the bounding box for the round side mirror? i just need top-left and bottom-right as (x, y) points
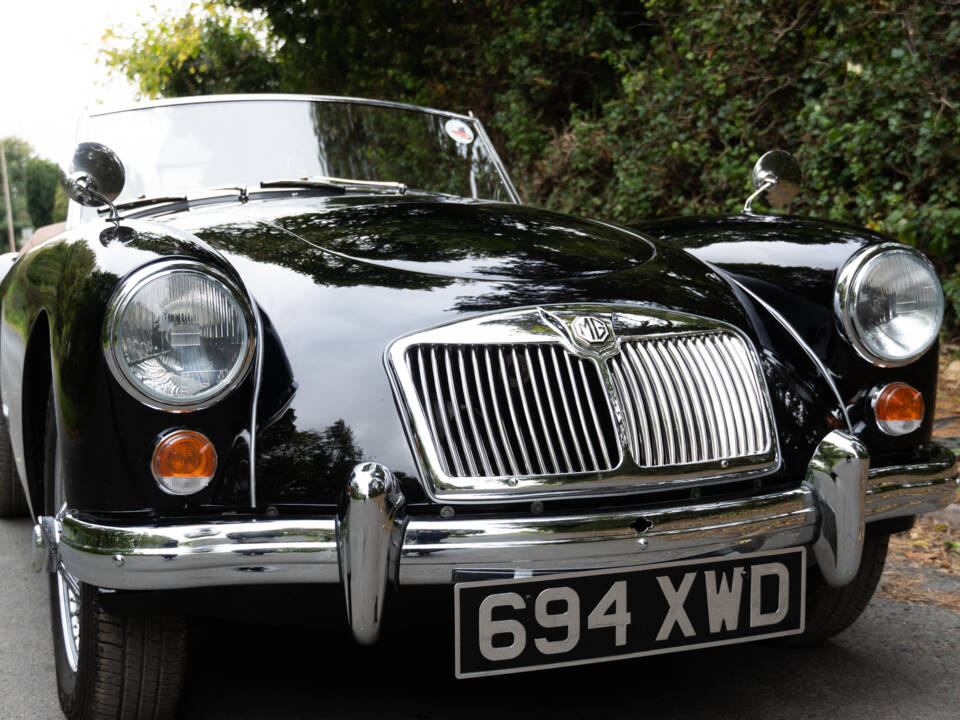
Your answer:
(746, 150), (801, 211)
(60, 142), (125, 208)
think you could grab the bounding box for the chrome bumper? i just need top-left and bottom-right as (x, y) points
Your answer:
(47, 433), (957, 643)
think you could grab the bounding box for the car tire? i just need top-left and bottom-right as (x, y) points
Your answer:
(0, 410), (28, 517)
(786, 531), (889, 645)
(44, 391), (188, 720)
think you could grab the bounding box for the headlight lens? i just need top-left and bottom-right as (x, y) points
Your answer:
(836, 244), (943, 366)
(106, 264), (255, 409)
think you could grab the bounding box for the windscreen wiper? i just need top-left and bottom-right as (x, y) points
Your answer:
(109, 186), (249, 213)
(261, 176), (407, 195)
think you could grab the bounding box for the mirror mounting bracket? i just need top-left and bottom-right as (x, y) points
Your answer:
(69, 173), (121, 227)
(742, 150), (801, 214)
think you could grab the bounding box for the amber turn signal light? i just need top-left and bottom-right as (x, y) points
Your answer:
(151, 430), (217, 495)
(872, 382), (924, 436)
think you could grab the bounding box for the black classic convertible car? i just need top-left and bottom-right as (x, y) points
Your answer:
(0, 95), (955, 719)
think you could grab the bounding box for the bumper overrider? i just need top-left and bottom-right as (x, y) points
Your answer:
(37, 431), (957, 645)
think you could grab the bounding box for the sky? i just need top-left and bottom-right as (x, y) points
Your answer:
(0, 0), (193, 163)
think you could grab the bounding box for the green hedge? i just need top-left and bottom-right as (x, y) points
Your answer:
(109, 0), (960, 326)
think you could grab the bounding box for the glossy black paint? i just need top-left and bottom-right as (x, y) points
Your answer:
(0, 196), (932, 518)
(633, 213), (939, 455)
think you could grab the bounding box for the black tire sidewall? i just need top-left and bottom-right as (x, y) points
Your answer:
(44, 390), (86, 715)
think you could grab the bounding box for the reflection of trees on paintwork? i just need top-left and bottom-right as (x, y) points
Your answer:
(188, 197), (663, 291)
(192, 221), (456, 292)
(453, 253), (745, 325)
(257, 410), (364, 503)
(4, 238), (120, 434)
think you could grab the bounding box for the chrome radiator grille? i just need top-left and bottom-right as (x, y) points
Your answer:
(407, 344), (620, 478)
(608, 332), (772, 467)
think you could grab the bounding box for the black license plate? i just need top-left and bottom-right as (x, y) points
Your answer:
(455, 547), (805, 678)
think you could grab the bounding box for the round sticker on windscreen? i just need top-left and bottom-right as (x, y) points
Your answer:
(445, 119), (475, 144)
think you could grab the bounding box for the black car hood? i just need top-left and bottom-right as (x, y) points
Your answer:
(190, 194), (656, 282)
(150, 195), (818, 507)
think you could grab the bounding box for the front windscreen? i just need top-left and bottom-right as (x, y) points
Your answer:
(80, 99), (514, 207)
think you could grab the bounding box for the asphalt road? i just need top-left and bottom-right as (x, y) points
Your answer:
(2, 516), (958, 720)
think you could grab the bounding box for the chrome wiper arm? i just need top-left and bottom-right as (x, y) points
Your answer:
(111, 186), (249, 213)
(261, 176), (407, 195)
(112, 195), (188, 212)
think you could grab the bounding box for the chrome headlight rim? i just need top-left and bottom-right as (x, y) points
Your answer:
(835, 241), (943, 368)
(103, 260), (257, 412)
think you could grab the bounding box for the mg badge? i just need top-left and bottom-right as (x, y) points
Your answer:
(571, 316), (611, 345)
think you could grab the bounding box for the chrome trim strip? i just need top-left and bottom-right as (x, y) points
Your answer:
(55, 443), (957, 591)
(469, 112), (523, 203)
(91, 94), (477, 123)
(609, 358), (641, 463)
(248, 300), (265, 507)
(714, 267), (854, 432)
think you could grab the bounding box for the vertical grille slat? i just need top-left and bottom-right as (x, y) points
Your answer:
(648, 341), (689, 463)
(458, 348), (494, 476)
(563, 352), (600, 471)
(404, 330), (771, 481)
(578, 360), (613, 469)
(550, 347), (587, 472)
(701, 337), (747, 457)
(725, 336), (767, 453)
(713, 336), (756, 454)
(688, 337), (732, 458)
(655, 341), (699, 463)
(415, 347), (450, 472)
(471, 348), (508, 476)
(498, 347), (534, 475)
(612, 332), (773, 469)
(621, 344), (661, 466)
(513, 347), (548, 475)
(633, 342), (676, 465)
(409, 342), (619, 479)
(482, 348), (519, 475)
(523, 347), (561, 474)
(428, 347), (466, 476)
(444, 347), (479, 477)
(666, 342), (709, 462)
(537, 347), (575, 473)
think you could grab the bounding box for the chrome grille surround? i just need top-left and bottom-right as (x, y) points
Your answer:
(387, 304), (779, 502)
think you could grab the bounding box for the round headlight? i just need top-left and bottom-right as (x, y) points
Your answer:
(835, 243), (944, 366)
(105, 262), (255, 409)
